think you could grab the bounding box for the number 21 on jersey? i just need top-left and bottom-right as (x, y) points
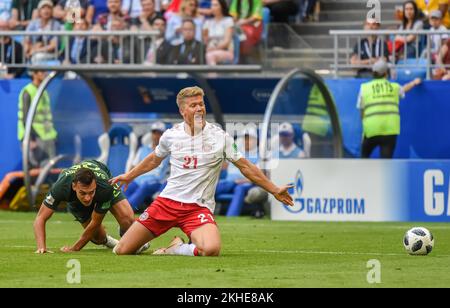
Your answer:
(183, 156), (198, 169)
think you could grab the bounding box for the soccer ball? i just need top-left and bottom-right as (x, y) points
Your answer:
(403, 227), (434, 255)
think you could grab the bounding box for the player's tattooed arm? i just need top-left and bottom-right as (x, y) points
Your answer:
(233, 158), (294, 207)
(61, 212), (105, 252)
(110, 152), (165, 191)
(34, 204), (55, 254)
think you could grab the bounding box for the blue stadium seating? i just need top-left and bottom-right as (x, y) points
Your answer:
(396, 58), (427, 81)
(104, 124), (138, 177)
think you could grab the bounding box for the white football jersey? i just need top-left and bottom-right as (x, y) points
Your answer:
(155, 121), (243, 212)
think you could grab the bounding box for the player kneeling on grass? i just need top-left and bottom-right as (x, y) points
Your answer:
(111, 86), (294, 257)
(33, 160), (149, 254)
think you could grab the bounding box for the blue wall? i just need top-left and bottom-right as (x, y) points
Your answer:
(0, 79), (29, 179)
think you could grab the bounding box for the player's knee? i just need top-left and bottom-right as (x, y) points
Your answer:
(201, 243), (221, 257)
(113, 243), (127, 255)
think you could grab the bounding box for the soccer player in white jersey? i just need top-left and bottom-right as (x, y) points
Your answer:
(111, 86), (294, 256)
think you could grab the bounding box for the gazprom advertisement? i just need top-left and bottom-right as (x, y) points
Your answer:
(270, 160), (450, 222)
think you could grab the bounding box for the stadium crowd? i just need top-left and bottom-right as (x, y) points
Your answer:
(0, 0), (323, 78)
(351, 0), (450, 80)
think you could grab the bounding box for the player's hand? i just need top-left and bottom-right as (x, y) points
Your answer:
(60, 246), (76, 253)
(35, 248), (54, 254)
(413, 78), (422, 86)
(109, 173), (132, 192)
(273, 185), (294, 207)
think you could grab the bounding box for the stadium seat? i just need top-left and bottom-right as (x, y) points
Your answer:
(97, 125), (138, 177)
(396, 59), (427, 81)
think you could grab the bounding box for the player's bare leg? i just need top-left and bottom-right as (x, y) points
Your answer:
(109, 199), (135, 236)
(153, 224), (221, 257)
(113, 222), (156, 255)
(190, 224), (221, 256)
(81, 221), (118, 248)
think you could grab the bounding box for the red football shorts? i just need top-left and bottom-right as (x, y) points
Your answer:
(137, 196), (217, 238)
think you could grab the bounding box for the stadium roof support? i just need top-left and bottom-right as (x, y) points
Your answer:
(260, 68), (343, 171)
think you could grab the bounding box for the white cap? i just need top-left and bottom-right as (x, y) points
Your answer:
(372, 59), (389, 75)
(430, 10), (443, 19)
(151, 121), (166, 132)
(38, 0), (54, 9)
(279, 122), (294, 135)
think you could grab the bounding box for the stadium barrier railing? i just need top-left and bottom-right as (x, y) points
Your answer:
(330, 29), (450, 79)
(0, 30), (266, 72)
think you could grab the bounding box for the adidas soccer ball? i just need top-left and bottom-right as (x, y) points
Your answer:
(403, 227), (434, 255)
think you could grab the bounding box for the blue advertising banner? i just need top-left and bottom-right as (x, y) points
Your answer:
(271, 159), (450, 222)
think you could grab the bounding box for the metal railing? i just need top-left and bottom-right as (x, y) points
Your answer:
(330, 29), (450, 79)
(0, 30), (262, 73)
(1, 30), (159, 67)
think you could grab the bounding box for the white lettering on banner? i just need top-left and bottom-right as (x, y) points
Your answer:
(424, 170), (450, 216)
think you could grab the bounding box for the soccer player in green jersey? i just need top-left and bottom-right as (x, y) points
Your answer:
(33, 160), (147, 253)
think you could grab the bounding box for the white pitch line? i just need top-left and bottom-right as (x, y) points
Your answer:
(227, 249), (450, 257)
(3, 246), (450, 258)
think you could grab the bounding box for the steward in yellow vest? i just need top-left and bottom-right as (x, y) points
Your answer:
(18, 70), (57, 167)
(357, 60), (421, 158)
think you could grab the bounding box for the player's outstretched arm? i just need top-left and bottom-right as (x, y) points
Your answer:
(110, 152), (165, 191)
(61, 212), (106, 252)
(33, 204), (55, 254)
(233, 158), (294, 206)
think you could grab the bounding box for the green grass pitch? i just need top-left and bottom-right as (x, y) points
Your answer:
(0, 211), (449, 288)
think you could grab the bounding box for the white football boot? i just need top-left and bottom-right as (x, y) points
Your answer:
(152, 236), (185, 255)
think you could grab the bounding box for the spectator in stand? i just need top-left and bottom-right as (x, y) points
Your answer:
(0, 19), (24, 78)
(53, 0), (94, 24)
(9, 0), (39, 30)
(276, 122), (305, 159)
(0, 0), (13, 25)
(300, 0), (318, 22)
(24, 0), (61, 63)
(94, 0), (128, 30)
(395, 0), (423, 59)
(121, 0), (142, 18)
(168, 18), (204, 64)
(125, 122), (169, 213)
(428, 10), (448, 62)
(129, 0), (162, 30)
(165, 0), (203, 45)
(164, 0), (181, 20)
(145, 16), (172, 64)
(351, 18), (389, 78)
(91, 0), (109, 22)
(94, 16), (144, 64)
(64, 18), (90, 64)
(263, 0), (298, 23)
(215, 128), (259, 217)
(416, 0), (450, 28)
(203, 0), (234, 65)
(435, 39), (450, 80)
(229, 0), (263, 58)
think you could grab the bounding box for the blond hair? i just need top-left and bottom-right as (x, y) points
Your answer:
(180, 0), (199, 18)
(176, 86), (205, 108)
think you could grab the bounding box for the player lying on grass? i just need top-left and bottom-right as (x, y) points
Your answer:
(111, 86), (294, 256)
(33, 160), (149, 254)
